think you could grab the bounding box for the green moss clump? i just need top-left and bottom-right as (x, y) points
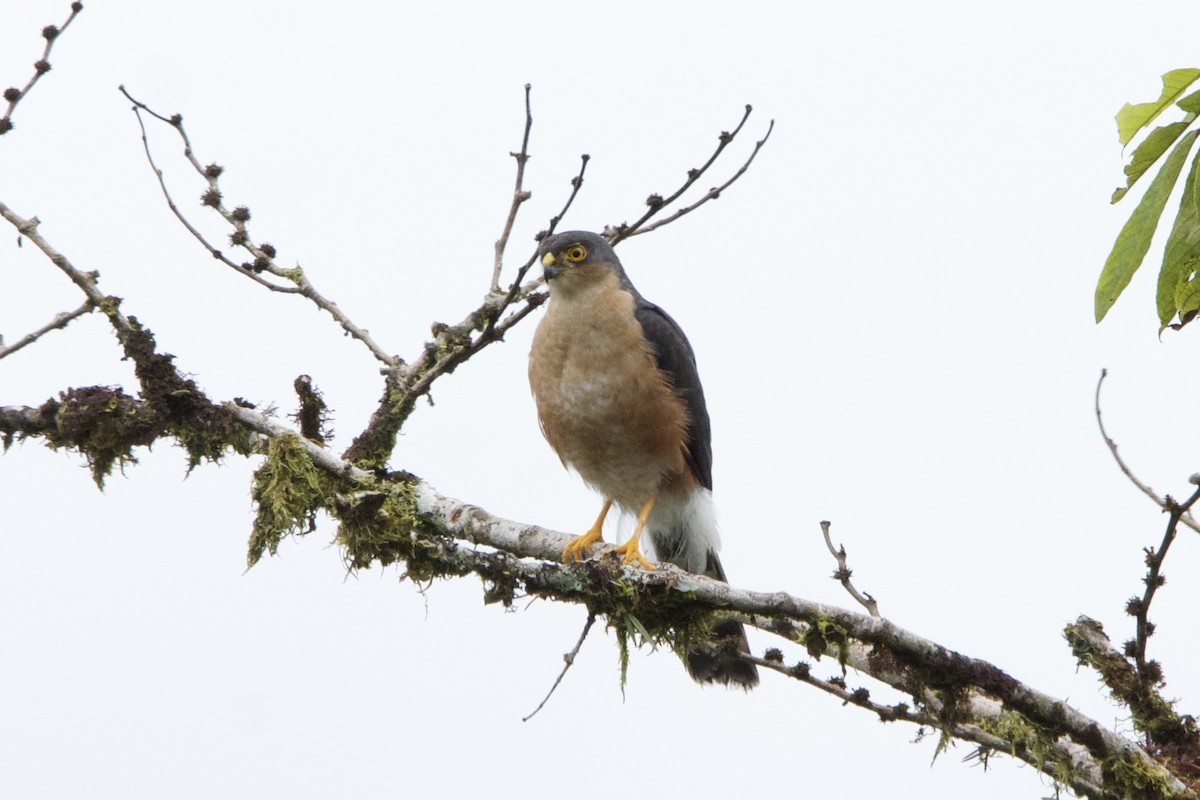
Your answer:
(247, 434), (332, 567)
(1102, 752), (1181, 800)
(577, 571), (725, 688)
(45, 386), (160, 488)
(334, 480), (422, 571)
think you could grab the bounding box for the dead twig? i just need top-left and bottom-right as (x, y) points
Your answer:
(0, 2), (84, 138)
(118, 86), (397, 368)
(523, 612), (596, 722)
(1095, 369), (1200, 534)
(626, 119), (774, 239)
(492, 84), (534, 293)
(605, 105), (770, 245)
(0, 298), (94, 359)
(820, 520), (880, 617)
(1130, 479), (1200, 678)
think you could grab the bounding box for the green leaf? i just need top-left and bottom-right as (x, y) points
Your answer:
(1096, 129), (1200, 322)
(1113, 121), (1190, 203)
(1115, 68), (1200, 145)
(1179, 89), (1200, 114)
(1159, 149), (1200, 325)
(1173, 272), (1200, 321)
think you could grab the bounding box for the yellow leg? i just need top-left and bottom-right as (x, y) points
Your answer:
(562, 499), (612, 563)
(613, 494), (656, 570)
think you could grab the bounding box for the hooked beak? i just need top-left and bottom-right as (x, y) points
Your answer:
(541, 251), (559, 281)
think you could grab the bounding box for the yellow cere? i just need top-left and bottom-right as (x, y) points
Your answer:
(541, 252), (556, 267)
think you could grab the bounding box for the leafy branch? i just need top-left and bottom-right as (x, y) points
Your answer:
(1096, 68), (1200, 328)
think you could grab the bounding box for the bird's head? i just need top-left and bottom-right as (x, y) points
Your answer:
(536, 231), (625, 295)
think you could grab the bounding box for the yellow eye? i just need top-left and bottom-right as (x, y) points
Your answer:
(564, 244), (588, 262)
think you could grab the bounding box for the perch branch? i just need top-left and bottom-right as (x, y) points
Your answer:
(228, 402), (1186, 799)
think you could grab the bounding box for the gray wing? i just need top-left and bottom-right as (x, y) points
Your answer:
(634, 300), (713, 491)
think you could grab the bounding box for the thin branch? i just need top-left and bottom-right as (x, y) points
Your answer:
(0, 298), (94, 359)
(1132, 480), (1200, 676)
(523, 612), (596, 722)
(543, 153), (590, 238)
(118, 86), (397, 368)
(605, 105), (764, 245)
(0, 2), (84, 138)
(492, 84), (534, 293)
(1095, 369), (1200, 534)
(395, 286), (550, 415)
(0, 202), (119, 316)
(820, 520), (880, 617)
(623, 119), (774, 239)
(484, 153), (589, 342)
(124, 99), (296, 294)
(749, 650), (1102, 795)
(751, 652), (918, 723)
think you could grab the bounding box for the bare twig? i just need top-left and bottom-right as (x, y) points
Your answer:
(0, 203), (118, 316)
(0, 2), (84, 138)
(398, 288), (548, 408)
(0, 298), (93, 359)
(483, 153), (590, 343)
(119, 86), (397, 368)
(492, 84), (534, 293)
(1095, 369), (1200, 534)
(123, 99), (296, 294)
(624, 119), (774, 239)
(605, 105), (767, 245)
(523, 612), (596, 722)
(820, 520), (880, 617)
(543, 154), (590, 239)
(1131, 480), (1200, 676)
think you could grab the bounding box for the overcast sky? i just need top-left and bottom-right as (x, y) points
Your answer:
(4, 2), (1200, 798)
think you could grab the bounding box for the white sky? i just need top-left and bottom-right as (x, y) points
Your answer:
(3, 2), (1200, 798)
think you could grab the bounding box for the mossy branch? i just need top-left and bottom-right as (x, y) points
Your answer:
(225, 404), (1195, 800)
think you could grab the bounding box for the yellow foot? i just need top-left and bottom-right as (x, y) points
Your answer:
(562, 527), (604, 563)
(611, 494), (657, 570)
(562, 499), (613, 563)
(613, 538), (655, 571)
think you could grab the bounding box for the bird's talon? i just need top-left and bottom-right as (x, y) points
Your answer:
(614, 541), (654, 571)
(561, 528), (604, 564)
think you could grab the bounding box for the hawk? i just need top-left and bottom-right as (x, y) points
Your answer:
(528, 230), (758, 688)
